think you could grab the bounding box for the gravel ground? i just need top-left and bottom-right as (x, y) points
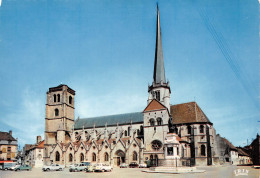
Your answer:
(0, 165), (259, 178)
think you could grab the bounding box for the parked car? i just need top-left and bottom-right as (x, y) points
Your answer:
(1, 162), (16, 170)
(119, 163), (128, 168)
(94, 163), (112, 172)
(42, 164), (64, 171)
(102, 164), (113, 172)
(9, 165), (20, 171)
(94, 163), (105, 172)
(86, 163), (95, 172)
(69, 163), (87, 172)
(129, 162), (139, 168)
(139, 163), (147, 168)
(14, 165), (32, 171)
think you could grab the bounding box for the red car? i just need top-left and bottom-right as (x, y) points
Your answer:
(129, 162), (139, 168)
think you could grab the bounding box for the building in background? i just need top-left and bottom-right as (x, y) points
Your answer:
(23, 136), (45, 168)
(0, 131), (18, 161)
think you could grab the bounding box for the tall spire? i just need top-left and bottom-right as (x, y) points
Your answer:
(153, 4), (166, 84)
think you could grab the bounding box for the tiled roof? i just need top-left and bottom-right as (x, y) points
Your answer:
(36, 140), (45, 148)
(0, 131), (16, 141)
(237, 148), (249, 157)
(223, 138), (237, 151)
(170, 102), (211, 124)
(143, 99), (167, 112)
(74, 112), (143, 129)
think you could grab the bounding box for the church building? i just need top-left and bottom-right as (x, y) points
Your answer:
(43, 6), (220, 167)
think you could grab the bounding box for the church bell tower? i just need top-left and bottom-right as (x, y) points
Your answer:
(148, 5), (171, 111)
(44, 84), (75, 165)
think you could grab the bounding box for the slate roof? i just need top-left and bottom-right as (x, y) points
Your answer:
(153, 5), (166, 84)
(170, 102), (211, 124)
(74, 112), (143, 130)
(0, 131), (16, 141)
(75, 102), (211, 129)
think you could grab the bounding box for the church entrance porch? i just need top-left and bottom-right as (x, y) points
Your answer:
(114, 150), (125, 166)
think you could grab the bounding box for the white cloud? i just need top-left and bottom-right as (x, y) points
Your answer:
(1, 87), (45, 146)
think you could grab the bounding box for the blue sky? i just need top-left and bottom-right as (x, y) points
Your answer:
(0, 0), (259, 148)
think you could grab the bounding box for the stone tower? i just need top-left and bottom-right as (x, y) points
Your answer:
(147, 5), (171, 111)
(143, 5), (171, 165)
(44, 84), (75, 165)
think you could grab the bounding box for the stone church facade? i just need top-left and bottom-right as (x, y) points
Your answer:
(44, 7), (219, 167)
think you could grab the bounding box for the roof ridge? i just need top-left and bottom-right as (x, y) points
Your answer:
(79, 111), (142, 120)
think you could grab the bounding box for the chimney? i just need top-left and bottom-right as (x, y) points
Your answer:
(37, 136), (42, 144)
(9, 130), (12, 136)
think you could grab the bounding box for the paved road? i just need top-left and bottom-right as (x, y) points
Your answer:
(0, 165), (259, 178)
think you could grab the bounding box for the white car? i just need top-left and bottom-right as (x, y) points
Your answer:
(9, 165), (20, 171)
(102, 164), (113, 172)
(94, 163), (112, 172)
(139, 163), (147, 168)
(42, 164), (64, 171)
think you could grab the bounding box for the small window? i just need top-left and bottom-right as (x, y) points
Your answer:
(57, 94), (60, 102)
(149, 118), (155, 126)
(200, 125), (204, 133)
(157, 118), (162, 125)
(155, 90), (160, 101)
(133, 151), (138, 161)
(69, 96), (72, 104)
(92, 153), (96, 162)
(55, 151), (60, 161)
(80, 153), (84, 162)
(124, 130), (127, 137)
(104, 152), (109, 161)
(69, 153), (73, 162)
(53, 94), (56, 102)
(201, 145), (206, 156)
(187, 125), (192, 134)
(55, 109), (59, 116)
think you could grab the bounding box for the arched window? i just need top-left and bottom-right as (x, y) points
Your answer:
(177, 146), (179, 155)
(201, 145), (206, 156)
(57, 94), (60, 102)
(133, 151), (138, 161)
(55, 151), (60, 161)
(157, 118), (162, 125)
(53, 94), (56, 102)
(200, 125), (204, 133)
(92, 153), (96, 162)
(80, 153), (84, 162)
(104, 152), (109, 161)
(187, 125), (192, 134)
(149, 118), (155, 126)
(55, 109), (59, 116)
(150, 155), (153, 160)
(69, 96), (72, 104)
(69, 153), (73, 162)
(139, 126), (144, 135)
(124, 130), (127, 136)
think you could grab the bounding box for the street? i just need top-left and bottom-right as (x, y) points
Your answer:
(0, 165), (259, 178)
